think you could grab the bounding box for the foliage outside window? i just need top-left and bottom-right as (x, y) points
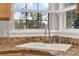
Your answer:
(66, 9), (77, 29)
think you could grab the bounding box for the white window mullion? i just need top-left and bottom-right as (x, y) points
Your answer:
(10, 4), (15, 30)
(59, 3), (64, 30)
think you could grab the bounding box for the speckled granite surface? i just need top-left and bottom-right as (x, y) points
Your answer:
(0, 36), (79, 56)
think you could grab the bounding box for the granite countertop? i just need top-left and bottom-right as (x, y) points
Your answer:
(0, 45), (79, 56)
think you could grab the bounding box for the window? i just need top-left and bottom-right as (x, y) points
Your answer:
(13, 3), (48, 29)
(66, 9), (76, 29)
(64, 3), (76, 8)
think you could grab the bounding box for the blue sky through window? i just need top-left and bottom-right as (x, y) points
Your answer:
(13, 3), (48, 10)
(38, 3), (48, 10)
(13, 3), (26, 10)
(27, 3), (37, 10)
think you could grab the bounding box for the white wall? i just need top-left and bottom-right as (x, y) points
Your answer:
(0, 21), (9, 37)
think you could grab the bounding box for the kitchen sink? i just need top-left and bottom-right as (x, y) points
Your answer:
(16, 42), (72, 52)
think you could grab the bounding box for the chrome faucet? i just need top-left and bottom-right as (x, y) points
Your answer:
(44, 24), (51, 43)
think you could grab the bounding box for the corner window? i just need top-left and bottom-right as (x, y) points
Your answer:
(66, 9), (77, 29)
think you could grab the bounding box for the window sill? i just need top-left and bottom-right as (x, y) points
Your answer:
(9, 29), (47, 37)
(50, 29), (79, 39)
(9, 29), (79, 39)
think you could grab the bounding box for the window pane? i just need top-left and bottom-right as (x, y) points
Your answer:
(41, 21), (48, 28)
(14, 12), (26, 29)
(27, 3), (37, 10)
(42, 13), (48, 20)
(27, 12), (37, 20)
(14, 12), (26, 20)
(13, 3), (26, 10)
(14, 20), (26, 29)
(26, 20), (39, 29)
(66, 9), (76, 29)
(14, 12), (21, 19)
(38, 3), (48, 10)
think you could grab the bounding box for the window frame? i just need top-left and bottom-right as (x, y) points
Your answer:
(10, 3), (77, 31)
